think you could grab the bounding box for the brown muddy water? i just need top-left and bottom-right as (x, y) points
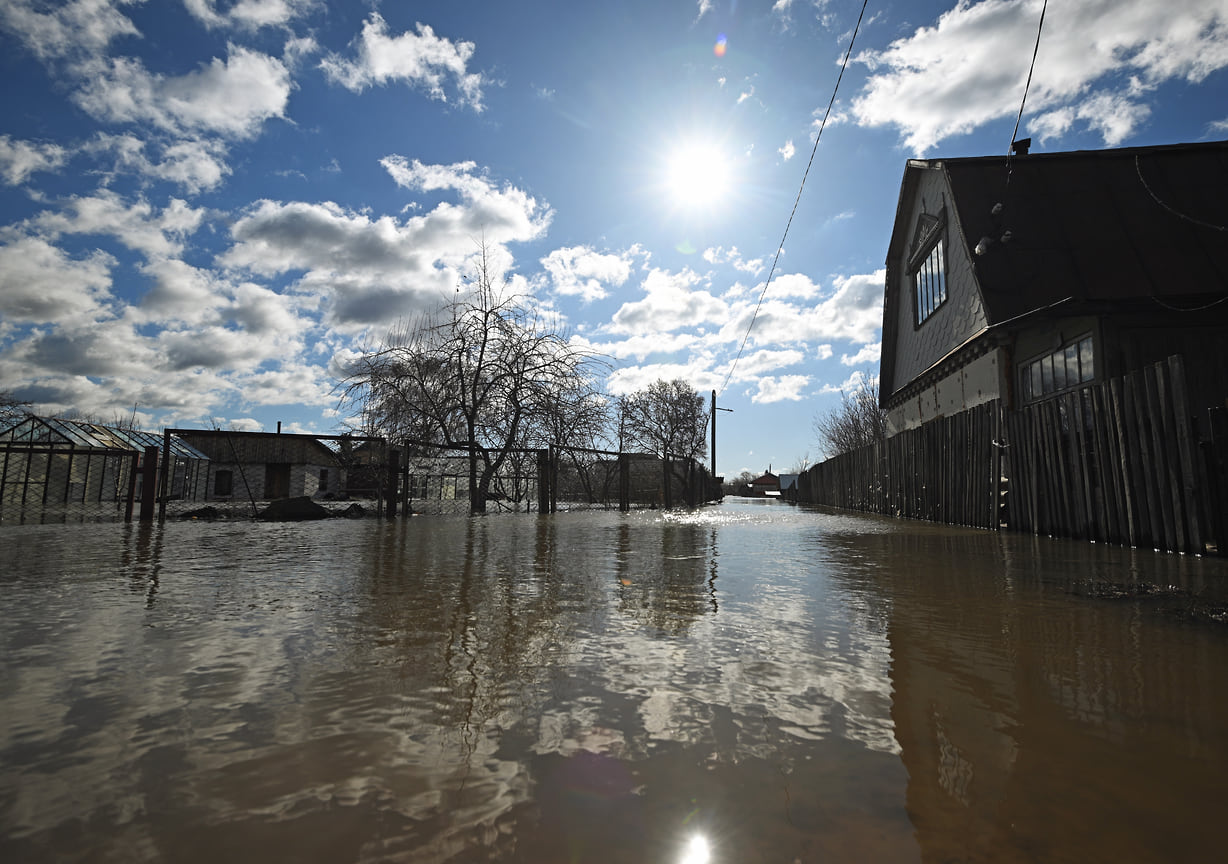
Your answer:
(2, 500), (1227, 864)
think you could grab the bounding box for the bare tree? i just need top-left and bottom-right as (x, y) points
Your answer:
(812, 380), (888, 458)
(618, 378), (708, 502)
(339, 246), (605, 514)
(1, 390), (31, 426)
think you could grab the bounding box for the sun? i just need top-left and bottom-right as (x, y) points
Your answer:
(665, 140), (731, 211)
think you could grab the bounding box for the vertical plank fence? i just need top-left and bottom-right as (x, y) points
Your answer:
(798, 355), (1225, 555)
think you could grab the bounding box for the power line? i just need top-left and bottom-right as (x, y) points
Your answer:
(1007, 0), (1047, 157)
(718, 0), (871, 397)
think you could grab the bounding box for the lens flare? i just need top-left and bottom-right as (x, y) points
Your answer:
(714, 34), (727, 57)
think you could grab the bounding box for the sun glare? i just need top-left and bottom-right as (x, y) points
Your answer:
(680, 834), (711, 864)
(665, 141), (731, 211)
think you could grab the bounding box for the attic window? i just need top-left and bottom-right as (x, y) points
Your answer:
(912, 235), (947, 326)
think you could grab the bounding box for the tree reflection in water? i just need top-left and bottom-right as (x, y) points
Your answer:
(1, 502), (1227, 862)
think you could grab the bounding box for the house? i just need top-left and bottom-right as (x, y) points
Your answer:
(0, 415), (209, 521)
(879, 139), (1228, 435)
(174, 429), (343, 501)
(749, 471), (780, 497)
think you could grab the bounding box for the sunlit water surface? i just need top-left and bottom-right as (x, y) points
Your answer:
(2, 500), (1227, 863)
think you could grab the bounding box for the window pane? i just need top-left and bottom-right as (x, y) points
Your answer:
(1052, 349), (1067, 389)
(1079, 337), (1094, 382)
(934, 240), (946, 304)
(1064, 344), (1079, 388)
(1041, 355), (1054, 393)
(1029, 361), (1042, 400)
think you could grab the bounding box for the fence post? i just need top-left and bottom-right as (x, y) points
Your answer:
(139, 446), (158, 523)
(385, 447), (400, 518)
(537, 448), (551, 513)
(619, 454), (630, 511)
(124, 450), (140, 522)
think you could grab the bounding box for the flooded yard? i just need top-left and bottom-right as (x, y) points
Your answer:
(2, 500), (1227, 863)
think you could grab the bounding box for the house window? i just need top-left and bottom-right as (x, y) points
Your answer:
(408, 474), (429, 499)
(1023, 335), (1094, 401)
(913, 237), (947, 325)
(214, 469), (233, 497)
(319, 468), (329, 491)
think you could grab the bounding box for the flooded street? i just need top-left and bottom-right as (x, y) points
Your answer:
(2, 500), (1227, 863)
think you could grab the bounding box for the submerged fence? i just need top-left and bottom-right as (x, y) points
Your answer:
(798, 355), (1227, 556)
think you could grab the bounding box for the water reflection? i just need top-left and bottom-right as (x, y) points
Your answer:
(0, 503), (1226, 862)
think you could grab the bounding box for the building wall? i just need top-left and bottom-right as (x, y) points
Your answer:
(888, 349), (1005, 436)
(888, 165), (990, 401)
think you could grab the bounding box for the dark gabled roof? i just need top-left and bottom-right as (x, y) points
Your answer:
(939, 139), (1228, 323)
(881, 140), (1228, 403)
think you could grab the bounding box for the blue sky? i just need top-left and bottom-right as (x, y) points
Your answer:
(2, 0), (1226, 479)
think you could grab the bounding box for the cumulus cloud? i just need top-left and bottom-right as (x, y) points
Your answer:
(320, 13), (486, 110)
(30, 191), (204, 258)
(0, 136), (69, 185)
(89, 133), (231, 193)
(608, 267), (729, 335)
(751, 375), (810, 403)
(541, 245), (634, 302)
(0, 236), (114, 323)
(0, 0), (140, 63)
(778, 139), (796, 160)
(74, 45), (292, 140)
(703, 245), (766, 276)
(184, 0), (319, 31)
(718, 269), (884, 348)
(851, 0), (1228, 153)
(221, 161), (551, 327)
(840, 341), (881, 366)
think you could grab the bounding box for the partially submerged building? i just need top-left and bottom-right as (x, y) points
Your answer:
(0, 415), (208, 522)
(174, 429), (344, 502)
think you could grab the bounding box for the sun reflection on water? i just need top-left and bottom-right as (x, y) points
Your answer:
(680, 834), (711, 864)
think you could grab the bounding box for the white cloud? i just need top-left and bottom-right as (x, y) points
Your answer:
(30, 191), (204, 258)
(184, 0), (319, 31)
(851, 0), (1228, 153)
(820, 369), (878, 395)
(778, 139), (796, 160)
(718, 269), (884, 348)
(608, 267), (728, 335)
(541, 245), (634, 302)
(840, 341), (881, 366)
(320, 13), (486, 110)
(75, 45), (292, 140)
(0, 136), (69, 185)
(222, 161), (551, 328)
(89, 133), (231, 193)
(0, 0), (140, 63)
(703, 245), (766, 276)
(751, 375), (810, 403)
(0, 236), (114, 324)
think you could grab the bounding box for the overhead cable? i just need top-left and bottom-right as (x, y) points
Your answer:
(718, 0), (871, 397)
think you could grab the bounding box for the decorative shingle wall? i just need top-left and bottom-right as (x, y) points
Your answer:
(889, 166), (989, 394)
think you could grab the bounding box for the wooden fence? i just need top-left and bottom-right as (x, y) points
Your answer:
(797, 355), (1227, 556)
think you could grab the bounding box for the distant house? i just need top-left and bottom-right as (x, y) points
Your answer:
(749, 471), (780, 497)
(778, 473), (799, 501)
(175, 430), (342, 501)
(879, 139), (1228, 435)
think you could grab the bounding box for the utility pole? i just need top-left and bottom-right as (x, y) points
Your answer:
(711, 389), (733, 484)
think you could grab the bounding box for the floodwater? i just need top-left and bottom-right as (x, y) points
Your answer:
(2, 501), (1227, 863)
